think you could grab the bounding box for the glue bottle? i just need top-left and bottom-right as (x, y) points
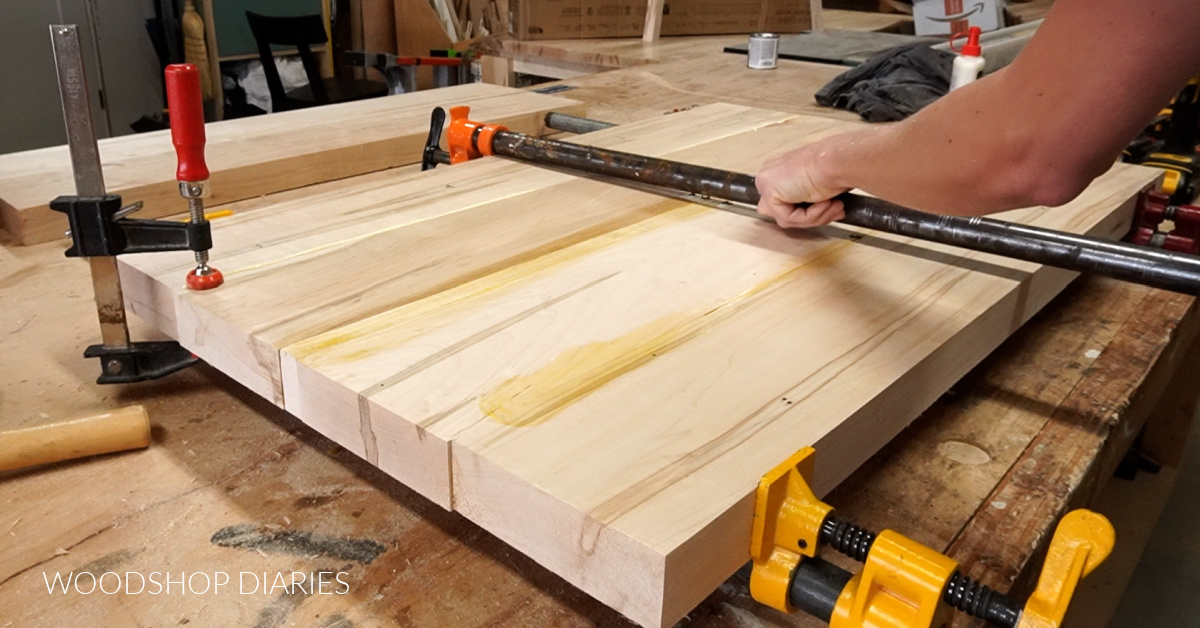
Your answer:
(950, 26), (985, 91)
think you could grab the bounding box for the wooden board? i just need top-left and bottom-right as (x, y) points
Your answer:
(540, 54), (855, 125)
(117, 104), (1159, 627)
(480, 34), (747, 74)
(1, 249), (1191, 627)
(0, 83), (582, 246)
(480, 10), (910, 76)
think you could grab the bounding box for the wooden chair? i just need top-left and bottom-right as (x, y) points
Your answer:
(245, 11), (388, 112)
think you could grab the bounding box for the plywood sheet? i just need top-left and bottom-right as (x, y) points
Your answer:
(0, 83), (582, 245)
(117, 104), (1158, 627)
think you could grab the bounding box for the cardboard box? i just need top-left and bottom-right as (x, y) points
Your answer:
(912, 0), (1005, 36)
(511, 0), (812, 40)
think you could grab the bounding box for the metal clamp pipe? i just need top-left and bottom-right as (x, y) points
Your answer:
(489, 130), (1200, 296)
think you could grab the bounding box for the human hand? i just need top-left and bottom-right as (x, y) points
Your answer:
(754, 142), (850, 228)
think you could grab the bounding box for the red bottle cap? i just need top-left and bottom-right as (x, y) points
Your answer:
(961, 26), (982, 57)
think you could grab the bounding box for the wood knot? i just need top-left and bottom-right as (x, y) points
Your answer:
(937, 439), (991, 465)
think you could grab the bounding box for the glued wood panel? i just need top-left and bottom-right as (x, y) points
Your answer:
(122, 104), (832, 498)
(0, 83), (581, 245)
(118, 104), (1158, 627)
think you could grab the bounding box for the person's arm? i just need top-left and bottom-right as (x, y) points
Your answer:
(756, 0), (1200, 228)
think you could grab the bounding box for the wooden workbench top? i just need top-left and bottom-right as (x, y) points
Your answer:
(3, 232), (1193, 626)
(479, 9), (913, 74)
(3, 24), (1197, 626)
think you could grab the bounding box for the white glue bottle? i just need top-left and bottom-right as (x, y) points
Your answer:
(950, 26), (985, 91)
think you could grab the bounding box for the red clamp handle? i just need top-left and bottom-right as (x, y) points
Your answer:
(165, 64), (209, 182)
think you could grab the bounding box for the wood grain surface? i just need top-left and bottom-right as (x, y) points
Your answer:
(536, 55), (856, 125)
(480, 9), (910, 74)
(0, 83), (582, 246)
(116, 103), (1160, 626)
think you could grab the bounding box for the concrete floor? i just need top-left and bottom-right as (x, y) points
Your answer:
(1111, 427), (1200, 627)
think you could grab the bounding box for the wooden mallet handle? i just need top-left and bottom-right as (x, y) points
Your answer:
(0, 405), (151, 472)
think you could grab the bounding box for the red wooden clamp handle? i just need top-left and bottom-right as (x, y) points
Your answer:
(165, 64), (209, 182)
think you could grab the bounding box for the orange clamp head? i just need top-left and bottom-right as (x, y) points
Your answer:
(447, 106), (509, 165)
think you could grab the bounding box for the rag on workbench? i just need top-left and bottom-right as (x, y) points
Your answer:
(816, 44), (954, 122)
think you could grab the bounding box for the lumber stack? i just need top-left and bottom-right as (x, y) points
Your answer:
(117, 103), (1158, 627)
(0, 83), (581, 245)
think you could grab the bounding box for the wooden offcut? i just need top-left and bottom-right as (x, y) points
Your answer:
(117, 104), (1158, 627)
(0, 83), (582, 245)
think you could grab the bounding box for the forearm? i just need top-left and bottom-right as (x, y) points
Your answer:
(810, 0), (1200, 216)
(813, 72), (1051, 215)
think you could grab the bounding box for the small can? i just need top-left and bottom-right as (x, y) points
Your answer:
(747, 33), (779, 70)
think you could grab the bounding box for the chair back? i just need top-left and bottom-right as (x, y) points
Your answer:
(245, 11), (329, 110)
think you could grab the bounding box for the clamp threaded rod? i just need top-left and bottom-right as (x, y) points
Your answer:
(943, 571), (1022, 627)
(187, 195), (209, 268)
(819, 515), (876, 562)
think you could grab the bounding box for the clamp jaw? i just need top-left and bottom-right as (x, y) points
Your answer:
(50, 195), (212, 258)
(751, 448), (1114, 628)
(421, 105), (509, 171)
(47, 39), (220, 384)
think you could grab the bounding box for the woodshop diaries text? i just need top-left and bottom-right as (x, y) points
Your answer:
(41, 571), (350, 595)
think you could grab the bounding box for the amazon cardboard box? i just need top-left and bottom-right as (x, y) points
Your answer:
(912, 0), (1005, 36)
(511, 0), (812, 40)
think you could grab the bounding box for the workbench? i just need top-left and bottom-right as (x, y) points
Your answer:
(475, 9), (911, 82)
(3, 24), (1197, 628)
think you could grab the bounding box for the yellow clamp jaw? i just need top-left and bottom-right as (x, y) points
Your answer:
(749, 446), (831, 613)
(750, 448), (1115, 628)
(1017, 510), (1115, 628)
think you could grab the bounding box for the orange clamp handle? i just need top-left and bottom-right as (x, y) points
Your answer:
(447, 106), (508, 165)
(165, 64), (209, 182)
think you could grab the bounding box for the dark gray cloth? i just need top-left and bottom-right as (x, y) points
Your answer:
(815, 44), (955, 122)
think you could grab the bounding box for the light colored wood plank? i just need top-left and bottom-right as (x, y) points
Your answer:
(643, 0), (665, 42)
(481, 34), (746, 71)
(479, 55), (515, 86)
(482, 7), (902, 83)
(484, 9), (908, 74)
(512, 57), (593, 79)
(809, 0), (825, 31)
(0, 83), (580, 246)
(546, 54), (854, 125)
(287, 163), (1152, 625)
(0, 245), (31, 286)
(122, 104), (823, 503)
(432, 167), (1148, 628)
(118, 104), (1159, 627)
